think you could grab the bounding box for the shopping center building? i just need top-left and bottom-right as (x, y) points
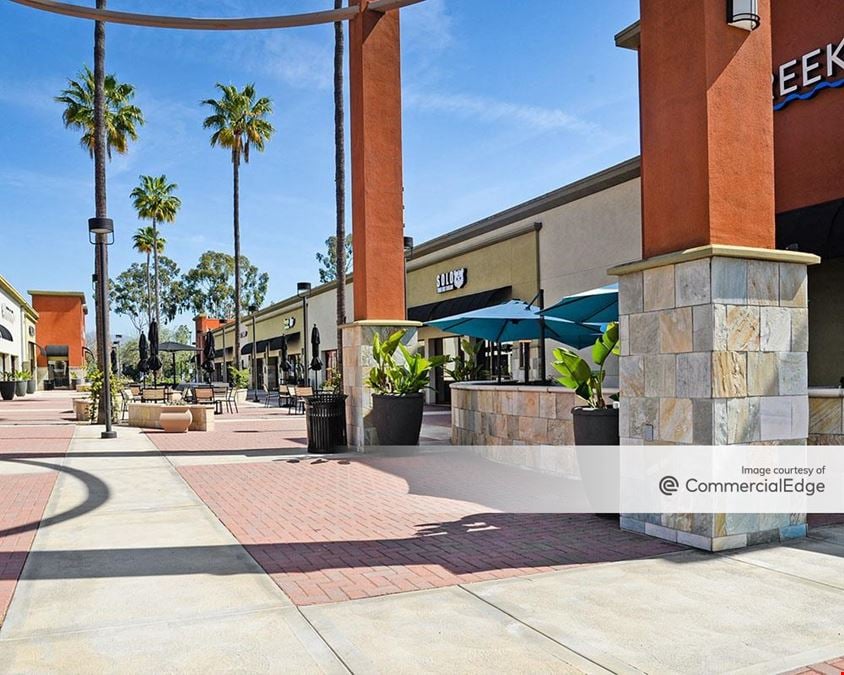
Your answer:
(0, 274), (38, 378)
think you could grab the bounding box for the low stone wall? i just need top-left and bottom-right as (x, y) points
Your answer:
(450, 383), (580, 446)
(127, 403), (215, 432)
(808, 388), (844, 444)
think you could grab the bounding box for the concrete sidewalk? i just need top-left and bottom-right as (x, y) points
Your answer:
(2, 422), (844, 673)
(0, 426), (343, 673)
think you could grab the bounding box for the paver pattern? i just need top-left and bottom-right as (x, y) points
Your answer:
(788, 656), (844, 674)
(179, 452), (683, 605)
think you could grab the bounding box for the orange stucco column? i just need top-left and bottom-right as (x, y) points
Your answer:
(349, 0), (406, 321)
(639, 0), (775, 258)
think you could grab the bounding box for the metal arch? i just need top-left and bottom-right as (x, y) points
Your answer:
(7, 0), (427, 30)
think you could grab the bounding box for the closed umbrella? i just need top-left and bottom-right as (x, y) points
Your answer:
(110, 347), (118, 375)
(202, 331), (217, 382)
(147, 321), (162, 383)
(279, 334), (290, 376)
(541, 284), (618, 325)
(137, 333), (149, 380)
(309, 325), (322, 388)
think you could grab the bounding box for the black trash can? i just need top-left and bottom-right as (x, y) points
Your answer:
(305, 393), (348, 453)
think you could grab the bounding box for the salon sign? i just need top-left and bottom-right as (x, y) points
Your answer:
(773, 36), (844, 111)
(436, 268), (467, 294)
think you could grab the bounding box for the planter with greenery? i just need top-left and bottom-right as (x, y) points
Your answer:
(87, 365), (125, 424)
(445, 338), (488, 383)
(552, 322), (620, 445)
(366, 330), (449, 445)
(227, 366), (250, 403)
(14, 371), (30, 397)
(0, 373), (15, 401)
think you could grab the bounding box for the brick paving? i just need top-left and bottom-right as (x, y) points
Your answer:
(0, 426), (75, 458)
(145, 418), (308, 455)
(786, 657), (844, 674)
(179, 453), (683, 606)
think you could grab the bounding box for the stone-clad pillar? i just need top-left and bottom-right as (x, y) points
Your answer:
(343, 321), (421, 448)
(612, 246), (819, 550)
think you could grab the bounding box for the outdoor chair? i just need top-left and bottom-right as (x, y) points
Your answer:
(141, 387), (167, 403)
(281, 385), (297, 411)
(128, 384), (141, 397)
(225, 387), (239, 414)
(291, 386), (313, 415)
(119, 388), (137, 420)
(262, 385), (280, 408)
(212, 384), (230, 414)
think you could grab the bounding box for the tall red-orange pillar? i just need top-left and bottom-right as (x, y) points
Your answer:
(612, 0), (819, 550)
(349, 0), (406, 321)
(344, 1), (418, 447)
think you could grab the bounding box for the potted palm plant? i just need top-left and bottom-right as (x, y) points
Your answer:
(366, 330), (449, 445)
(14, 371), (29, 398)
(552, 322), (620, 445)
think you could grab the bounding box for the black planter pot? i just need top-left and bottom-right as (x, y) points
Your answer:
(14, 381), (27, 397)
(573, 406), (619, 516)
(371, 393), (424, 445)
(26, 379), (36, 394)
(0, 382), (16, 401)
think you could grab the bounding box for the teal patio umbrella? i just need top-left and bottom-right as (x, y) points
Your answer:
(427, 300), (601, 347)
(541, 284), (618, 325)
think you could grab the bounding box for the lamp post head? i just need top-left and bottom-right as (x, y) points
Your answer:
(403, 236), (414, 259)
(249, 305), (258, 314)
(297, 282), (312, 298)
(727, 0), (760, 30)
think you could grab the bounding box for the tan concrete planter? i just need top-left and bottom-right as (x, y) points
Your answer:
(127, 402), (215, 432)
(72, 398), (92, 421)
(159, 406), (193, 433)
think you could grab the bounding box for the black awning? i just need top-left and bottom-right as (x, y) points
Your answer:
(777, 197), (844, 258)
(0, 325), (12, 341)
(242, 333), (301, 355)
(45, 344), (69, 357)
(409, 286), (512, 323)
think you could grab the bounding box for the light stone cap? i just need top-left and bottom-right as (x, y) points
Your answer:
(808, 387), (844, 398)
(451, 382), (619, 396)
(608, 245), (821, 277)
(340, 319), (423, 329)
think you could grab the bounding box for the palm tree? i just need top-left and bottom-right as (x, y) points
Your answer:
(132, 226), (166, 327)
(201, 83), (274, 362)
(333, 0), (347, 388)
(55, 65), (144, 160)
(130, 175), (181, 329)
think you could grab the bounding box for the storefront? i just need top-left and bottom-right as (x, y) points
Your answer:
(0, 275), (38, 379)
(30, 290), (87, 389)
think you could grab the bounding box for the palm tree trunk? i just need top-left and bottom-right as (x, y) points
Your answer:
(93, 0), (108, 424)
(233, 150), (242, 366)
(152, 219), (161, 329)
(334, 0), (346, 388)
(145, 251), (152, 327)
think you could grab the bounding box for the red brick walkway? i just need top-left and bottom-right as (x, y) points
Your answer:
(787, 656), (844, 674)
(179, 453), (682, 605)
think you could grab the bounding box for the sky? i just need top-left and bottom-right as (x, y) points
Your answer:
(0, 0), (641, 336)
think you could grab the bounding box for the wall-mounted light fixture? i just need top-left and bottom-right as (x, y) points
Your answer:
(727, 0), (759, 31)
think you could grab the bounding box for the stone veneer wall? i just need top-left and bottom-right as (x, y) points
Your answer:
(450, 383), (580, 446)
(341, 321), (421, 449)
(808, 390), (844, 444)
(616, 252), (815, 550)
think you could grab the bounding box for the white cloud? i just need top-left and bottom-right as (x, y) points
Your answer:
(405, 90), (602, 135)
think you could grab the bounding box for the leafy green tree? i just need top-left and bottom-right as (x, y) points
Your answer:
(202, 83), (274, 361)
(111, 257), (184, 333)
(55, 65), (144, 159)
(132, 226), (165, 326)
(316, 234), (353, 283)
(181, 251), (269, 319)
(130, 175), (181, 328)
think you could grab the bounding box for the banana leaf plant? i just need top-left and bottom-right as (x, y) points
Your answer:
(552, 322), (620, 408)
(445, 338), (488, 382)
(366, 329), (450, 395)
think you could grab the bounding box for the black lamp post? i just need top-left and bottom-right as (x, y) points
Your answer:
(727, 0), (759, 30)
(297, 282), (311, 387)
(220, 318), (228, 383)
(250, 305), (259, 402)
(88, 216), (116, 439)
(403, 236), (414, 320)
(114, 334), (122, 376)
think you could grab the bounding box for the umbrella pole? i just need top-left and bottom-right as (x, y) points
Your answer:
(538, 289), (546, 384)
(496, 342), (502, 384)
